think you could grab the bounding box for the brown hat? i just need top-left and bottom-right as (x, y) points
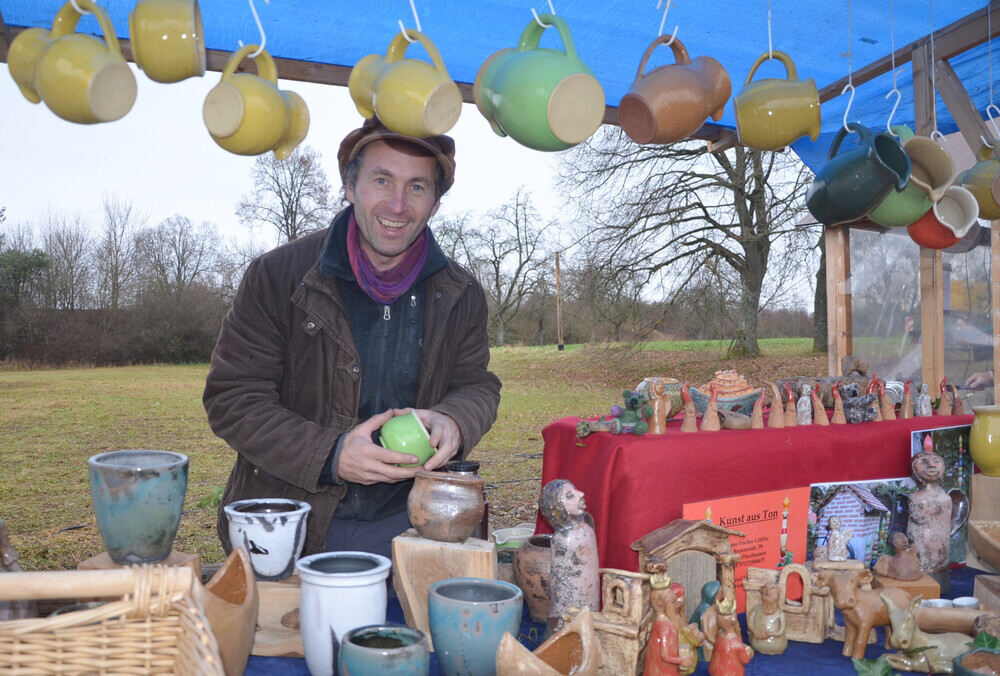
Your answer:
(338, 117), (456, 194)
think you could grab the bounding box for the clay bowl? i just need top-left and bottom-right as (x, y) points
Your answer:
(689, 385), (763, 416)
(968, 520), (1000, 571)
(407, 470), (484, 543)
(954, 648), (1000, 675)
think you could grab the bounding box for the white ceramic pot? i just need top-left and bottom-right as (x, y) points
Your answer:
(296, 551), (392, 676)
(223, 498), (310, 580)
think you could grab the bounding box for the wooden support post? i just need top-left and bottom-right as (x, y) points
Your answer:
(825, 225), (852, 377)
(555, 250), (564, 351)
(993, 221), (1000, 404)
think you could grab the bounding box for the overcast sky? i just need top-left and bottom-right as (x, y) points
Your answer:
(0, 63), (566, 246)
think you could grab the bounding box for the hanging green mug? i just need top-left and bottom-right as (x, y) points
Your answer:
(806, 122), (910, 227)
(869, 126), (933, 228)
(473, 14), (605, 151)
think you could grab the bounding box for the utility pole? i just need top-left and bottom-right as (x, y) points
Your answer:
(555, 250), (564, 351)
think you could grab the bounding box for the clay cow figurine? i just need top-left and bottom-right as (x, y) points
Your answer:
(882, 594), (971, 673)
(746, 582), (787, 655)
(707, 597), (753, 676)
(539, 479), (599, 629)
(814, 568), (910, 659)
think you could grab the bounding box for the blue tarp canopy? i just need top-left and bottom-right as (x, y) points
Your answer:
(2, 1), (998, 172)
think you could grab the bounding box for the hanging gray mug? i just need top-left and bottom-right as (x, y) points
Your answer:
(806, 122), (910, 226)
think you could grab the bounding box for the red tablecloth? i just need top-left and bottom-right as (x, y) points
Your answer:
(537, 413), (974, 571)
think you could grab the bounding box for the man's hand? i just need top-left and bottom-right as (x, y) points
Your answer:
(965, 371), (995, 389)
(337, 409), (422, 485)
(414, 408), (462, 471)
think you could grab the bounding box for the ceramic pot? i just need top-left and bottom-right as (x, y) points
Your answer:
(407, 470), (484, 543)
(223, 498), (310, 580)
(971, 406), (1000, 476)
(338, 624), (429, 676)
(513, 534), (552, 623)
(688, 385), (762, 416)
(88, 450), (188, 564)
(954, 648), (1000, 675)
(296, 551), (392, 676)
(428, 577), (523, 676)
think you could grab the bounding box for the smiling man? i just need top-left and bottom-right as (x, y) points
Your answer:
(204, 117), (501, 560)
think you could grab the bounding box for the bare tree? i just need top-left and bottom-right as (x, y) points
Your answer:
(565, 238), (647, 343)
(236, 145), (333, 242)
(560, 128), (813, 356)
(137, 215), (218, 296)
(95, 193), (145, 311)
(40, 213), (93, 310)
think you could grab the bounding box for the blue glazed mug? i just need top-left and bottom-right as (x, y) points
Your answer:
(338, 624), (429, 676)
(428, 577), (523, 676)
(88, 450), (188, 564)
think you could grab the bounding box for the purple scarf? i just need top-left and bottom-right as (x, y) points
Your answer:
(346, 213), (429, 305)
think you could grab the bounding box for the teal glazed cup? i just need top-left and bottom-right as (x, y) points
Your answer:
(806, 122), (910, 226)
(338, 624), (430, 676)
(381, 409), (434, 467)
(89, 450), (188, 564)
(428, 577), (523, 676)
(473, 14), (605, 151)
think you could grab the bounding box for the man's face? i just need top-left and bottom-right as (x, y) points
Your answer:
(345, 140), (440, 271)
(563, 485), (586, 516)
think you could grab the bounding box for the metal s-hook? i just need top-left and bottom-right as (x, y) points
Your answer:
(237, 0), (268, 58)
(399, 0), (422, 43)
(842, 83), (856, 133)
(885, 88), (901, 136)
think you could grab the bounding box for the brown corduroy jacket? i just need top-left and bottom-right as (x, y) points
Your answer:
(204, 221), (501, 555)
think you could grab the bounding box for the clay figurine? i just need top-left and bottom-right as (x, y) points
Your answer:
(868, 375), (884, 422)
(644, 575), (698, 676)
(840, 383), (878, 424)
(676, 587), (704, 676)
(882, 594), (971, 673)
(720, 409), (752, 430)
(937, 377), (952, 416)
(877, 382), (896, 421)
(746, 582), (787, 655)
(907, 436), (956, 577)
(649, 379), (672, 434)
(815, 568), (909, 659)
(873, 532), (922, 581)
(916, 383), (933, 417)
(689, 580), (721, 662)
(707, 597), (753, 676)
(749, 390), (765, 429)
(765, 382), (784, 429)
(0, 518), (37, 620)
(951, 383), (966, 415)
(810, 385), (829, 426)
(782, 382), (797, 427)
(901, 380), (914, 419)
(539, 479), (599, 629)
(830, 380), (847, 424)
(796, 384), (812, 425)
(610, 389), (653, 435)
(680, 383), (698, 434)
(826, 515), (853, 562)
(701, 383), (721, 432)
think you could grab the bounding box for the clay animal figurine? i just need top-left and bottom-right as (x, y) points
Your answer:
(610, 389), (653, 435)
(539, 479), (599, 630)
(796, 384), (812, 425)
(649, 378), (673, 434)
(747, 582), (787, 655)
(644, 575), (698, 676)
(830, 380), (847, 424)
(873, 532), (922, 581)
(809, 385), (829, 426)
(783, 382), (797, 427)
(701, 382), (721, 432)
(901, 380), (914, 419)
(495, 607), (601, 676)
(720, 409), (752, 430)
(937, 377), (952, 416)
(814, 568), (910, 659)
(916, 382), (933, 417)
(680, 383), (698, 434)
(951, 384), (966, 415)
(765, 382), (784, 429)
(878, 382), (897, 421)
(840, 382), (879, 424)
(749, 390), (765, 429)
(881, 593), (971, 673)
(826, 515), (853, 562)
(689, 580), (721, 662)
(907, 435), (958, 576)
(0, 518), (37, 620)
(707, 597), (753, 676)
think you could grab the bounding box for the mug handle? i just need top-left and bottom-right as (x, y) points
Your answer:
(385, 30), (453, 78)
(632, 35), (691, 83)
(517, 14), (579, 61)
(743, 49), (798, 86)
(50, 0), (124, 59)
(221, 44), (279, 85)
(977, 145), (997, 163)
(827, 122), (870, 161)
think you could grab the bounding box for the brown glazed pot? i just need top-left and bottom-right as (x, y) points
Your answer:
(514, 534), (552, 623)
(407, 470), (484, 543)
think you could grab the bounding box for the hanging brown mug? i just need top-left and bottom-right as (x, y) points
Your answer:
(619, 36), (731, 145)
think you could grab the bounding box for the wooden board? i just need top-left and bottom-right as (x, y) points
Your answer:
(391, 529), (495, 652)
(872, 573), (940, 600)
(77, 550), (201, 582)
(970, 475), (1000, 521)
(252, 574), (303, 657)
(975, 574), (1000, 609)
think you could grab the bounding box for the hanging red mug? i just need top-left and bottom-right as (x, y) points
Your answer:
(906, 185), (979, 249)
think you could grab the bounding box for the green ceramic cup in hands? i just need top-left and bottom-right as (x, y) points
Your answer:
(381, 410), (435, 467)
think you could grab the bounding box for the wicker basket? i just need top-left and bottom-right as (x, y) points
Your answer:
(0, 565), (224, 675)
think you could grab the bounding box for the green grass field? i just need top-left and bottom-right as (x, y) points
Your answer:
(0, 340), (825, 570)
